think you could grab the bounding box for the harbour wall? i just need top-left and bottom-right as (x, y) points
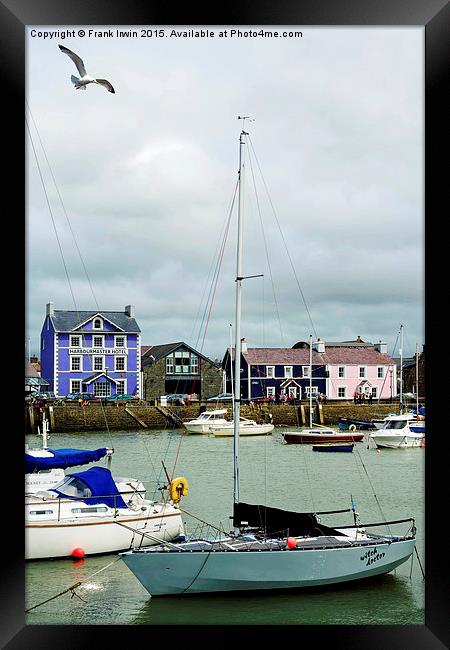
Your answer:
(25, 401), (412, 434)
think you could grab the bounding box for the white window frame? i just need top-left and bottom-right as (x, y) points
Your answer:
(266, 366), (275, 378)
(166, 356), (174, 374)
(70, 379), (82, 393)
(190, 355), (199, 374)
(115, 356), (126, 372)
(70, 356), (82, 372)
(337, 386), (347, 398)
(302, 366), (310, 378)
(116, 379), (126, 395)
(93, 317), (103, 330)
(284, 366), (293, 379)
(359, 366), (367, 378)
(266, 386), (276, 398)
(377, 367), (384, 379)
(288, 386), (297, 398)
(305, 386), (318, 398)
(93, 382), (111, 397)
(371, 386), (378, 398)
(93, 356), (104, 372)
(115, 335), (126, 348)
(70, 335), (81, 347)
(338, 366), (346, 378)
(92, 334), (104, 348)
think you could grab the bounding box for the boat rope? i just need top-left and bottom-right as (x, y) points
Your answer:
(25, 556), (122, 613)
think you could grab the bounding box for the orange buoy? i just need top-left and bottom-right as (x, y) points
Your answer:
(71, 547), (85, 558)
(286, 537), (297, 549)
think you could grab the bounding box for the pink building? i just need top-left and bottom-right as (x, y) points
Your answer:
(314, 338), (397, 400)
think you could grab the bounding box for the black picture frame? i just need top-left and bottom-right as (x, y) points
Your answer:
(2, 0), (446, 647)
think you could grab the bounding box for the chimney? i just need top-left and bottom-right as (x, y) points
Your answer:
(46, 302), (55, 317)
(125, 304), (135, 318)
(312, 338), (325, 353)
(241, 338), (248, 354)
(374, 340), (388, 354)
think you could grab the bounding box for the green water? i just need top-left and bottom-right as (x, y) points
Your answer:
(25, 428), (425, 625)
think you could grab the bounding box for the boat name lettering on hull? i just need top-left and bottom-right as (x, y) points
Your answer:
(360, 547), (386, 566)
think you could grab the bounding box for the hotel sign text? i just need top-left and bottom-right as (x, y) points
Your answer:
(69, 347), (128, 355)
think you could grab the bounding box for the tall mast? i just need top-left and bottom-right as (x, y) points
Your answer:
(399, 324), (404, 414)
(233, 129), (247, 505)
(415, 342), (419, 413)
(309, 334), (313, 427)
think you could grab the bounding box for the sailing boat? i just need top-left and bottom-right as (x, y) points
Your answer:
(120, 129), (416, 596)
(283, 336), (364, 444)
(369, 331), (425, 449)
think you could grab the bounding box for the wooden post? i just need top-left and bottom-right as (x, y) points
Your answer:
(299, 405), (305, 425)
(318, 403), (324, 424)
(28, 406), (35, 433)
(48, 405), (55, 431)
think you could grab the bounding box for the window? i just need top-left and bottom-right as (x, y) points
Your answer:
(93, 356), (103, 371)
(166, 357), (174, 374)
(337, 387), (346, 398)
(70, 335), (81, 347)
(359, 367), (366, 378)
(93, 382), (111, 397)
(377, 367), (384, 379)
(266, 366), (275, 378)
(267, 386), (275, 398)
(338, 366), (345, 378)
(30, 510), (54, 516)
(302, 366), (310, 378)
(93, 318), (102, 329)
(371, 387), (378, 398)
(71, 507), (108, 514)
(116, 380), (126, 395)
(115, 336), (126, 348)
(190, 355), (199, 374)
(284, 366), (293, 379)
(306, 386), (318, 398)
(93, 335), (104, 347)
(70, 379), (82, 393)
(288, 386), (297, 398)
(115, 357), (126, 371)
(71, 356), (82, 371)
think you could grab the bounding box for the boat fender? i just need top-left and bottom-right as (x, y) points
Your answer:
(286, 537), (297, 549)
(349, 424), (357, 432)
(169, 477), (189, 503)
(71, 547), (85, 559)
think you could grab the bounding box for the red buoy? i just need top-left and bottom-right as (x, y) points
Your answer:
(71, 547), (85, 558)
(286, 537), (297, 549)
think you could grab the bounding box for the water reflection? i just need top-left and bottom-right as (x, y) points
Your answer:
(133, 575), (423, 626)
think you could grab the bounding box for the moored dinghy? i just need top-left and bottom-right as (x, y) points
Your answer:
(120, 128), (416, 596)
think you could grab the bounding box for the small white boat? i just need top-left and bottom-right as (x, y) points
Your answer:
(183, 409), (230, 434)
(369, 413), (425, 449)
(209, 417), (274, 437)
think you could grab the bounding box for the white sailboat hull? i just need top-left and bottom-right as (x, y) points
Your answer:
(369, 432), (425, 449)
(26, 505), (184, 560)
(210, 423), (274, 437)
(121, 536), (415, 596)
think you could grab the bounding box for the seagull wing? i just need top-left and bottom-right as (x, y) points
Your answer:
(58, 45), (87, 77)
(95, 79), (115, 94)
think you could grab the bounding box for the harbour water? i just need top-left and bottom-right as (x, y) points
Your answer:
(25, 427), (424, 625)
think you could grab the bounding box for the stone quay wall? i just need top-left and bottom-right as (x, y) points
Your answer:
(25, 401), (413, 434)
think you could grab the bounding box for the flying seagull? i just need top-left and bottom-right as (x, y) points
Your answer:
(58, 44), (115, 93)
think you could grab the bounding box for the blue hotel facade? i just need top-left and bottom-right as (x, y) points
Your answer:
(40, 303), (141, 398)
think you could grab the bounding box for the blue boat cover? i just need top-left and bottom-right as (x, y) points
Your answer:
(53, 466), (127, 509)
(25, 447), (109, 474)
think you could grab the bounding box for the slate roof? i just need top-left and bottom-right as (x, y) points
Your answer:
(232, 346), (394, 366)
(49, 310), (141, 333)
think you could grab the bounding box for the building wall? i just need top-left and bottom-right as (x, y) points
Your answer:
(327, 363), (397, 400)
(40, 316), (55, 392)
(142, 356), (222, 401)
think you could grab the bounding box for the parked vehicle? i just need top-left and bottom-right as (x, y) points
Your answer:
(165, 394), (189, 404)
(207, 392), (233, 402)
(65, 392), (99, 402)
(106, 393), (136, 402)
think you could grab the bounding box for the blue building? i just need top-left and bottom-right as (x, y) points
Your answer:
(222, 339), (328, 401)
(40, 303), (141, 398)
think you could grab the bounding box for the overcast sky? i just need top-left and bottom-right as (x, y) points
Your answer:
(26, 26), (424, 362)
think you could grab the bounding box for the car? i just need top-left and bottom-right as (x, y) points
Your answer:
(106, 393), (136, 402)
(207, 392), (234, 402)
(165, 393), (189, 403)
(65, 392), (98, 402)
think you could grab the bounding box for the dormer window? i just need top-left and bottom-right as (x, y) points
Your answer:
(93, 318), (102, 330)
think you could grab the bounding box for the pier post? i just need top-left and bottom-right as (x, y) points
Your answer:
(298, 405), (305, 425)
(318, 403), (324, 424)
